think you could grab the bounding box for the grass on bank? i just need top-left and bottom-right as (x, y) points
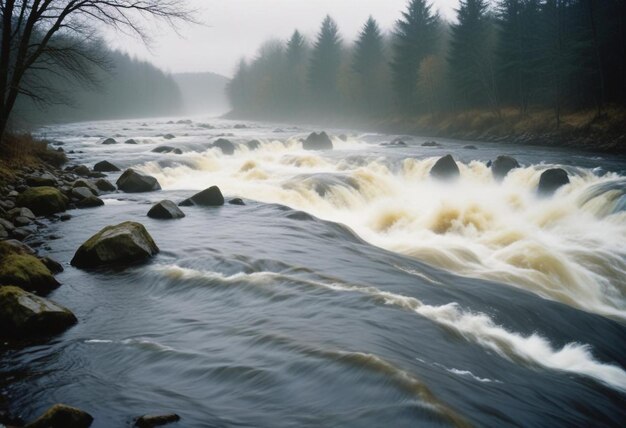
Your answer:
(0, 134), (67, 187)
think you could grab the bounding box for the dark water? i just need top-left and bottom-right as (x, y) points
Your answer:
(2, 118), (626, 427)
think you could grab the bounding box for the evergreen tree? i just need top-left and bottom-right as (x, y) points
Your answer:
(308, 15), (343, 111)
(352, 17), (387, 115)
(285, 30), (309, 113)
(449, 0), (499, 110)
(391, 0), (438, 111)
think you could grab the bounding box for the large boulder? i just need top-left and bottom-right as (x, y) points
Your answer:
(71, 221), (159, 268)
(179, 186), (224, 207)
(430, 155), (460, 180)
(116, 169), (161, 193)
(0, 286), (76, 338)
(94, 160), (121, 172)
(212, 138), (235, 155)
(25, 404), (93, 428)
(16, 187), (67, 216)
(538, 168), (570, 196)
(148, 200), (185, 219)
(303, 132), (333, 151)
(491, 156), (520, 181)
(0, 241), (60, 293)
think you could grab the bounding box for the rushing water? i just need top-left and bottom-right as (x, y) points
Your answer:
(2, 117), (626, 427)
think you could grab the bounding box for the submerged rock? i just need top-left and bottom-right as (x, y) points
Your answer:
(491, 155), (520, 181)
(538, 168), (570, 196)
(246, 140), (261, 151)
(229, 198), (245, 206)
(179, 186), (224, 207)
(303, 132), (333, 150)
(0, 241), (60, 293)
(116, 169), (161, 193)
(0, 286), (76, 338)
(212, 138), (236, 155)
(25, 404), (92, 428)
(163, 134), (176, 140)
(152, 146), (182, 154)
(94, 160), (121, 172)
(134, 413), (180, 428)
(71, 221), (159, 268)
(148, 200), (186, 219)
(16, 187), (67, 216)
(422, 141), (441, 147)
(430, 155), (460, 180)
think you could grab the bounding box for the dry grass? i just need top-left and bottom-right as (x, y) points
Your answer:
(0, 134), (67, 187)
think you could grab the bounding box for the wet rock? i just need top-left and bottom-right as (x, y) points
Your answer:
(430, 155), (460, 180)
(40, 256), (64, 274)
(233, 124), (247, 129)
(229, 198), (245, 206)
(381, 140), (407, 148)
(422, 141), (441, 147)
(77, 196), (104, 209)
(463, 145), (478, 150)
(73, 179), (99, 194)
(25, 403), (92, 428)
(134, 413), (180, 428)
(538, 168), (570, 196)
(102, 138), (117, 145)
(179, 186), (224, 207)
(0, 287), (77, 339)
(212, 138), (235, 155)
(94, 160), (121, 172)
(152, 146), (182, 155)
(72, 187), (94, 201)
(491, 155), (520, 181)
(163, 134), (176, 140)
(60, 214), (72, 221)
(303, 132), (333, 150)
(8, 207), (36, 220)
(125, 138), (138, 145)
(16, 187), (67, 216)
(147, 200), (185, 219)
(246, 139), (261, 151)
(1, 239), (35, 255)
(116, 169), (161, 193)
(71, 221), (159, 268)
(13, 216), (32, 227)
(338, 134), (348, 142)
(73, 165), (91, 176)
(12, 226), (37, 241)
(95, 178), (116, 193)
(0, 241), (60, 293)
(26, 174), (57, 187)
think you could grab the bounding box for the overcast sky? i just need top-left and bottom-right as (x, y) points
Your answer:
(104, 0), (459, 78)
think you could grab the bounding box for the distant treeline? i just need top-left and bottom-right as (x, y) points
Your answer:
(227, 0), (626, 127)
(12, 49), (182, 127)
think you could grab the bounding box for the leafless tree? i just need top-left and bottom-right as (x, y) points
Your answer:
(0, 0), (192, 146)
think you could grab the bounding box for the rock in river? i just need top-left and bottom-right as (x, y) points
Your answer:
(303, 132), (333, 151)
(0, 286), (76, 338)
(179, 186), (224, 207)
(491, 155), (520, 181)
(116, 169), (161, 193)
(212, 138), (236, 155)
(71, 221), (159, 268)
(430, 155), (460, 180)
(25, 404), (93, 428)
(538, 168), (570, 196)
(134, 413), (180, 428)
(148, 200), (186, 219)
(16, 186), (67, 216)
(94, 160), (121, 172)
(0, 241), (60, 293)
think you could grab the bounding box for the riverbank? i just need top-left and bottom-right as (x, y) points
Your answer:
(226, 106), (626, 155)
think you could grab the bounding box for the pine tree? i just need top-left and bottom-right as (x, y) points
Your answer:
(308, 15), (343, 111)
(449, 0), (499, 110)
(227, 59), (250, 113)
(352, 16), (387, 115)
(284, 30), (308, 114)
(391, 0), (439, 111)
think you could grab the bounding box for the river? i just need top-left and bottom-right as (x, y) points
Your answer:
(2, 117), (626, 427)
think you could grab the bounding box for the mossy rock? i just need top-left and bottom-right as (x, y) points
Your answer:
(16, 186), (67, 216)
(25, 403), (92, 428)
(71, 221), (159, 268)
(0, 286), (77, 338)
(0, 242), (60, 293)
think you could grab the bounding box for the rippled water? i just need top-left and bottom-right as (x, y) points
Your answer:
(2, 117), (626, 427)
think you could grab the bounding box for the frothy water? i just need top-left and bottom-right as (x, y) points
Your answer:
(2, 117), (623, 427)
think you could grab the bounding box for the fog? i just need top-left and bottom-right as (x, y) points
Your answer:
(104, 0), (459, 77)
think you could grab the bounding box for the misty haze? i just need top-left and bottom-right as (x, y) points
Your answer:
(1, 1), (625, 427)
